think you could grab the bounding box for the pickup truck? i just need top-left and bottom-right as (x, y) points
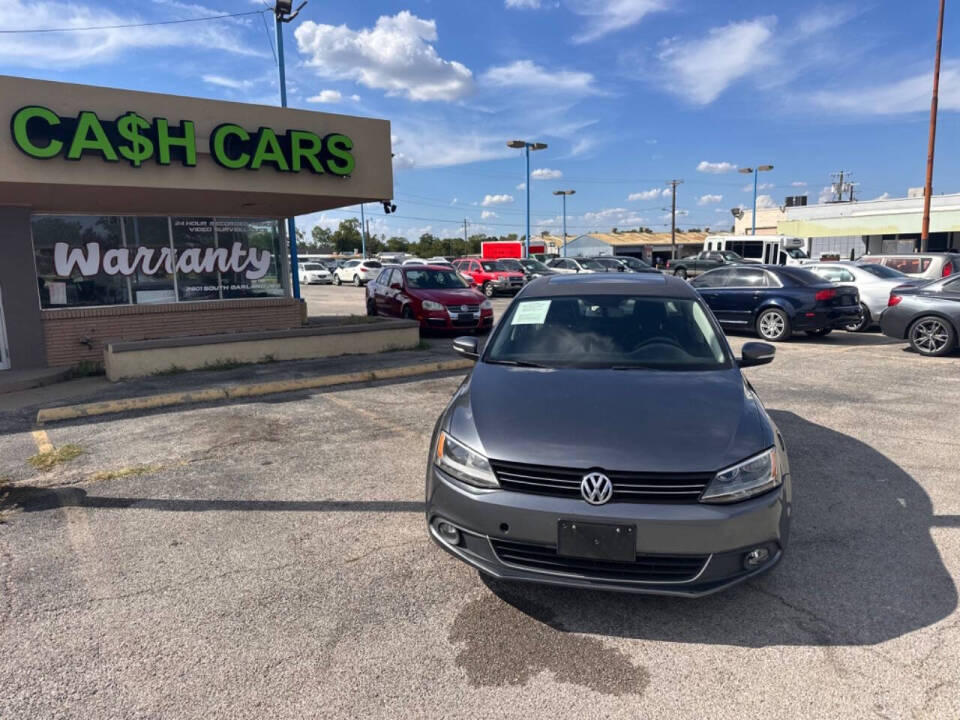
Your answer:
(666, 250), (750, 279)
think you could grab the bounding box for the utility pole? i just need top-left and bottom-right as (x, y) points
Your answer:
(359, 203), (367, 258)
(922, 0), (946, 251)
(667, 180), (683, 260)
(463, 219), (468, 244)
(829, 171), (852, 203)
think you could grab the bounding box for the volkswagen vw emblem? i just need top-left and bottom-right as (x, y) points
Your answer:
(580, 472), (613, 505)
(460, 304), (469, 312)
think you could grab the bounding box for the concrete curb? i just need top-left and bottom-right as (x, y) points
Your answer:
(36, 358), (474, 424)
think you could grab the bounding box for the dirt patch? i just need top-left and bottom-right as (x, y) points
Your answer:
(26, 444), (83, 472)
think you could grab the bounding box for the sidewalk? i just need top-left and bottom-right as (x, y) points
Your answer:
(0, 340), (469, 432)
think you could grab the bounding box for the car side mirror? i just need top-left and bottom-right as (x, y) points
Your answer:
(739, 342), (775, 367)
(390, 283), (402, 290)
(453, 336), (480, 360)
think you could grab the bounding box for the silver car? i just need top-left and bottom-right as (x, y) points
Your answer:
(546, 257), (606, 274)
(807, 261), (916, 332)
(859, 252), (960, 281)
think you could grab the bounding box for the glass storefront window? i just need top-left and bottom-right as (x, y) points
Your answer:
(31, 214), (286, 309)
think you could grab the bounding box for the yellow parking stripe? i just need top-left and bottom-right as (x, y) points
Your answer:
(31, 429), (54, 454)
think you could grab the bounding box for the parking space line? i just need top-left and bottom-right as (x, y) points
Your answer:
(31, 429), (53, 454)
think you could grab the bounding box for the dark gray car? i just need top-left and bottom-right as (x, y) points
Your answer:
(880, 275), (960, 356)
(425, 273), (791, 596)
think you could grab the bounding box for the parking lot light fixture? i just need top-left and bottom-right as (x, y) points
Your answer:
(507, 140), (549, 258)
(553, 190), (575, 257)
(739, 164), (774, 235)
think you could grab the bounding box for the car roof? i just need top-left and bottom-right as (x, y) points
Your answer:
(521, 272), (696, 298)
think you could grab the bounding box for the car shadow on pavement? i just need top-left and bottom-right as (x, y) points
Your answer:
(480, 410), (959, 647)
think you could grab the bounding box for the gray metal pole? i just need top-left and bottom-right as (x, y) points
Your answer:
(751, 168), (758, 236)
(524, 145), (531, 259)
(562, 193), (567, 258)
(360, 203), (367, 258)
(275, 15), (301, 298)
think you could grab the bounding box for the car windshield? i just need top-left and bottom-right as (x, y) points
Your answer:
(579, 259), (606, 270)
(618, 257), (649, 269)
(858, 263), (907, 279)
(594, 258), (622, 268)
(499, 259), (523, 271)
(481, 261), (506, 271)
(302, 263), (324, 271)
(404, 268), (469, 289)
(485, 295), (730, 371)
(520, 259), (550, 272)
(719, 251), (743, 261)
(785, 248), (809, 259)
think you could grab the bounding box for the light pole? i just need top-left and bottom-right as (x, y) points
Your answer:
(738, 165), (773, 235)
(921, 0), (946, 252)
(553, 190), (575, 257)
(274, 0), (307, 298)
(507, 140), (547, 257)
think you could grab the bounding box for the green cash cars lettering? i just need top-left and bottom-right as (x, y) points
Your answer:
(250, 127), (290, 172)
(115, 112), (155, 168)
(322, 133), (355, 176)
(156, 118), (196, 166)
(210, 123), (251, 169)
(66, 111), (118, 162)
(11, 106), (63, 159)
(288, 130), (324, 174)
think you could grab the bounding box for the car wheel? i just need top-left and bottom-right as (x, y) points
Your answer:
(844, 303), (871, 332)
(353, 275), (362, 287)
(401, 305), (414, 321)
(483, 282), (495, 298)
(366, 298), (377, 316)
(805, 328), (832, 337)
(673, 267), (688, 279)
(908, 316), (956, 356)
(333, 274), (341, 286)
(756, 308), (791, 342)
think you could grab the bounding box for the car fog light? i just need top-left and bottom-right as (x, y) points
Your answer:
(437, 521), (462, 546)
(743, 547), (770, 569)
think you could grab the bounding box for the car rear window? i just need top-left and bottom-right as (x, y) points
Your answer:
(363, 260), (382, 268)
(882, 257), (932, 274)
(775, 267), (826, 285)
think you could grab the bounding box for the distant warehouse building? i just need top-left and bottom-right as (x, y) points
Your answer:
(738, 190), (960, 260)
(552, 231), (708, 265)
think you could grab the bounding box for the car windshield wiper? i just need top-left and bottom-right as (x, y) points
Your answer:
(610, 364), (661, 371)
(484, 359), (549, 368)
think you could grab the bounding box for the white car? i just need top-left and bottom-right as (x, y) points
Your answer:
(546, 257), (606, 274)
(333, 259), (383, 286)
(402, 258), (428, 266)
(425, 257), (453, 267)
(298, 262), (332, 285)
(807, 261), (918, 332)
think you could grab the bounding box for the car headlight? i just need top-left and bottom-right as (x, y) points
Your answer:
(434, 431), (499, 488)
(480, 299), (493, 310)
(422, 300), (444, 311)
(701, 447), (780, 504)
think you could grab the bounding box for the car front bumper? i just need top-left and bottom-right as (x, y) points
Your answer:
(426, 465), (790, 597)
(420, 311), (494, 332)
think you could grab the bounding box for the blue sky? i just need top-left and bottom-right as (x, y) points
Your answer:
(1, 0), (957, 241)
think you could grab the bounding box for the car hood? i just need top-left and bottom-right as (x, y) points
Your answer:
(410, 287), (486, 304)
(446, 363), (772, 474)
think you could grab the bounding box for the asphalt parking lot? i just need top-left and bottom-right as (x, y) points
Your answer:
(1, 288), (960, 717)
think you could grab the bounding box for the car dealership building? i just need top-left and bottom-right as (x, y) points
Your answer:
(0, 75), (392, 373)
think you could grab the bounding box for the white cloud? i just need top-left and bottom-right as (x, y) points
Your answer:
(808, 61), (960, 115)
(531, 168), (563, 180)
(516, 183), (527, 191)
(756, 195), (778, 209)
(697, 161), (737, 174)
(872, 192), (892, 201)
(582, 208), (647, 227)
(202, 75), (253, 90)
(482, 194), (515, 206)
(392, 152), (416, 171)
(391, 120), (512, 168)
(481, 210), (499, 219)
(481, 60), (600, 95)
(307, 90), (344, 103)
(791, 181), (808, 187)
(698, 194), (723, 205)
(570, 0), (668, 44)
(818, 186), (834, 204)
(0, 0), (267, 67)
(627, 188), (666, 201)
(294, 11), (473, 102)
(659, 17), (777, 105)
(505, 0), (541, 6)
(742, 182), (774, 192)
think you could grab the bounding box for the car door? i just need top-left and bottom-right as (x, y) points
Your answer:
(710, 268), (770, 326)
(381, 269), (404, 316)
(690, 268), (735, 321)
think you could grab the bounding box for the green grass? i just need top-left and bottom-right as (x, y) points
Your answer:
(70, 361), (105, 378)
(88, 464), (162, 483)
(27, 444), (84, 472)
(153, 365), (187, 376)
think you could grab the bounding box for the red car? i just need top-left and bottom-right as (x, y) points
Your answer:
(452, 258), (526, 297)
(366, 265), (494, 332)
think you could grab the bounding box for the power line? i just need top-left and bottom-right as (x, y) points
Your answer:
(0, 9), (267, 34)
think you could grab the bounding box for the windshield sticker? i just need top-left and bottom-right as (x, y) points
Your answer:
(511, 300), (552, 325)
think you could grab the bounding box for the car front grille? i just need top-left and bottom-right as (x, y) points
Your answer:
(446, 304), (480, 313)
(488, 460), (712, 503)
(490, 538), (708, 583)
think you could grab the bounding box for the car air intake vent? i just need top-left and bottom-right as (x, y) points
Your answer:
(488, 460), (712, 503)
(490, 539), (708, 583)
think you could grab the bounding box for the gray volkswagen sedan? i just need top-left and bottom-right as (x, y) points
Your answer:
(425, 273), (791, 596)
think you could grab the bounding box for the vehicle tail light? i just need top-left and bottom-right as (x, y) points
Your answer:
(665, 260), (671, 268)
(943, 263), (954, 278)
(814, 288), (836, 302)
(888, 294), (902, 307)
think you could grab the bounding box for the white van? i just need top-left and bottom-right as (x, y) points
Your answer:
(704, 234), (809, 265)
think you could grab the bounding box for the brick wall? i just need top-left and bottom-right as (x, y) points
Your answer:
(42, 298), (305, 367)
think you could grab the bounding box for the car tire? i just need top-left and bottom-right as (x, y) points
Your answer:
(756, 308), (791, 342)
(844, 303), (871, 332)
(805, 328), (832, 337)
(401, 305), (414, 321)
(483, 282), (495, 298)
(333, 274), (341, 286)
(908, 315), (956, 356)
(366, 299), (377, 316)
(353, 275), (362, 287)
(673, 267), (688, 279)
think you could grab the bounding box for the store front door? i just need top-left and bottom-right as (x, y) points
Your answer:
(0, 285), (10, 370)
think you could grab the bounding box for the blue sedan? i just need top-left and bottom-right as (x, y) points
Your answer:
(690, 265), (860, 341)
